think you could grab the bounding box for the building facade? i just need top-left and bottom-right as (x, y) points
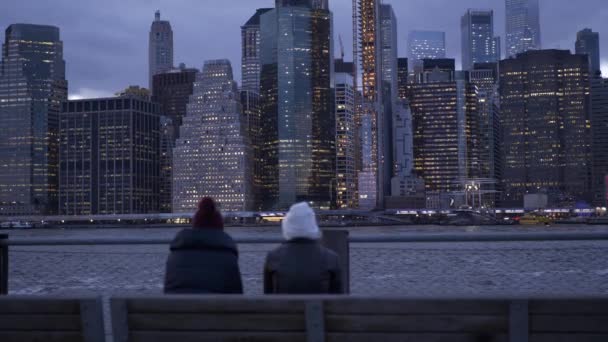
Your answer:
(259, 0), (334, 209)
(355, 0), (391, 209)
(0, 24), (67, 216)
(469, 63), (501, 207)
(240, 90), (263, 210)
(397, 58), (408, 100)
(152, 65), (197, 141)
(59, 96), (161, 215)
(407, 30), (446, 73)
(335, 61), (357, 209)
(149, 11), (173, 89)
(500, 50), (591, 206)
(505, 0), (541, 57)
(591, 77), (608, 206)
(159, 116), (174, 213)
(408, 61), (480, 207)
(173, 60), (252, 212)
(576, 28), (601, 76)
(242, 8), (273, 93)
(461, 9), (500, 71)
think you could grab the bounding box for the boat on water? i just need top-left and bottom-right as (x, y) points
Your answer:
(518, 214), (553, 226)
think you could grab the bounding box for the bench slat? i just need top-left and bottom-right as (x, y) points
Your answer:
(530, 301), (608, 315)
(325, 299), (509, 315)
(0, 299), (80, 314)
(0, 331), (83, 342)
(127, 298), (307, 314)
(326, 332), (508, 342)
(129, 313), (305, 331)
(530, 334), (608, 342)
(325, 314), (508, 332)
(531, 316), (608, 332)
(130, 331), (307, 342)
(0, 314), (81, 331)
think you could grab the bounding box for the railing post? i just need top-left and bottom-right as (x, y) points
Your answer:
(0, 234), (7, 295)
(322, 230), (350, 294)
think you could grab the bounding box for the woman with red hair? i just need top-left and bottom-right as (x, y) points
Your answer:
(164, 198), (243, 294)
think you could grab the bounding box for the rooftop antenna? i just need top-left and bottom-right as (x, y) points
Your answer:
(155, 10), (160, 21)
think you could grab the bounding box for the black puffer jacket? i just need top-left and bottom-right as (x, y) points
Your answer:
(164, 229), (243, 294)
(264, 238), (343, 294)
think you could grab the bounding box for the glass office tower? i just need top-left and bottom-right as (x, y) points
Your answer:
(0, 24), (67, 215)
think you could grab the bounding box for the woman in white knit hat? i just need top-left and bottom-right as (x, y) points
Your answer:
(263, 202), (343, 294)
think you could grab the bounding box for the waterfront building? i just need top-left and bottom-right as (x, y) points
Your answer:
(151, 65), (197, 212)
(469, 63), (501, 207)
(159, 116), (174, 213)
(173, 60), (252, 212)
(408, 59), (480, 207)
(576, 28), (601, 76)
(59, 95), (161, 215)
(354, 0), (392, 209)
(461, 9), (500, 71)
(149, 11), (173, 89)
(500, 50), (591, 206)
(591, 77), (608, 206)
(0, 24), (67, 216)
(505, 0), (541, 57)
(258, 0), (334, 209)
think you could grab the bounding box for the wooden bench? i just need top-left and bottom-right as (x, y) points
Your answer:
(0, 296), (105, 342)
(110, 296), (512, 342)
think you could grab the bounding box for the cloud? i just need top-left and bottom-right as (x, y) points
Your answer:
(68, 88), (114, 100)
(602, 59), (608, 77)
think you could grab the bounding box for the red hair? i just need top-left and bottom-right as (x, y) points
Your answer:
(192, 198), (224, 229)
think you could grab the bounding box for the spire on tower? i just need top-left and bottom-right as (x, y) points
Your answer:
(155, 10), (160, 21)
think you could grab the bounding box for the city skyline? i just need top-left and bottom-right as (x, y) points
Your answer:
(1, 0), (606, 99)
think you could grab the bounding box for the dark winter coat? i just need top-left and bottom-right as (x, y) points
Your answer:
(164, 228), (243, 294)
(264, 238), (343, 294)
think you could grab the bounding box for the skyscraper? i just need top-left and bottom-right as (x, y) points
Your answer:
(380, 4), (398, 102)
(461, 9), (499, 71)
(152, 64), (198, 141)
(152, 64), (197, 213)
(408, 60), (480, 208)
(159, 116), (174, 213)
(576, 28), (601, 76)
(397, 58), (408, 100)
(0, 24), (67, 216)
(259, 0), (334, 209)
(469, 63), (501, 207)
(335, 59), (357, 209)
(240, 90), (263, 210)
(500, 50), (591, 206)
(241, 8), (273, 92)
(60, 95), (161, 215)
(149, 11), (173, 89)
(591, 77), (608, 206)
(355, 0), (390, 209)
(173, 60), (252, 212)
(407, 31), (446, 72)
(505, 0), (541, 57)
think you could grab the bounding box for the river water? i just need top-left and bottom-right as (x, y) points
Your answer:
(5, 224), (608, 297)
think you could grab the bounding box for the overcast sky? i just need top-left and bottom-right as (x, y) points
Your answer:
(2, 0), (607, 99)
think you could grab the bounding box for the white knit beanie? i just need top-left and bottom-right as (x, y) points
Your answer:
(282, 202), (321, 241)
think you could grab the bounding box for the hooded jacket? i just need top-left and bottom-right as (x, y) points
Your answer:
(164, 228), (243, 294)
(264, 202), (343, 294)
